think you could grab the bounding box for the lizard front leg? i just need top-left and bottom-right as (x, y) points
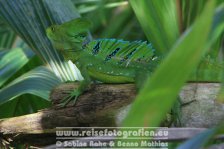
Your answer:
(59, 68), (91, 107)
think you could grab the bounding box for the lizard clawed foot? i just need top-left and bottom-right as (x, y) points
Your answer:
(58, 90), (81, 107)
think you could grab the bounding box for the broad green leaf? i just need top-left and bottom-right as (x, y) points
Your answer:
(129, 0), (179, 54)
(122, 0), (216, 127)
(0, 0), (83, 81)
(0, 48), (34, 87)
(0, 66), (61, 105)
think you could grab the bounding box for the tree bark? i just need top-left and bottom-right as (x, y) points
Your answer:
(0, 83), (136, 146)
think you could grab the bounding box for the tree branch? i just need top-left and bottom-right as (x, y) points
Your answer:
(0, 83), (136, 146)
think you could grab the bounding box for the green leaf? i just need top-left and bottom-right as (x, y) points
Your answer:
(0, 66), (61, 105)
(0, 48), (34, 87)
(122, 0), (216, 127)
(129, 0), (179, 54)
(0, 0), (83, 81)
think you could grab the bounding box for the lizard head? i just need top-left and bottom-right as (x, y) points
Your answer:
(46, 18), (91, 50)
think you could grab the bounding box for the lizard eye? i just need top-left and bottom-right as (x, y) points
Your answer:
(51, 27), (55, 32)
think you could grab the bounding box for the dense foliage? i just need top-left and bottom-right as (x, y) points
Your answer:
(0, 0), (223, 148)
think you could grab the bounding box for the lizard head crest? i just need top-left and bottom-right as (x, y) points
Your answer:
(46, 18), (91, 50)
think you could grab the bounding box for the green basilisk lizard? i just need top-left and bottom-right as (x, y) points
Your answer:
(46, 18), (181, 125)
(46, 18), (160, 104)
